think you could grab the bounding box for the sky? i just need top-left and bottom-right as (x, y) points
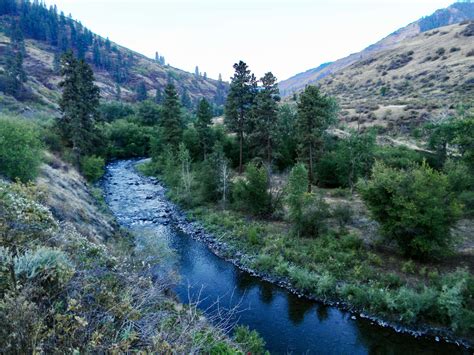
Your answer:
(43, 0), (455, 82)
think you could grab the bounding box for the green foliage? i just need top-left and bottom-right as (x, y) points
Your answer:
(195, 98), (214, 160)
(286, 164), (330, 237)
(0, 181), (58, 249)
(225, 61), (257, 173)
(80, 155), (105, 182)
(374, 146), (427, 170)
(0, 116), (43, 182)
(233, 325), (268, 354)
(249, 72), (280, 164)
(274, 104), (298, 170)
(15, 247), (74, 293)
(296, 85), (338, 190)
(57, 51), (101, 161)
(317, 131), (376, 188)
(136, 100), (161, 126)
(160, 83), (184, 150)
(99, 102), (134, 122)
(104, 119), (152, 158)
(232, 163), (271, 216)
(358, 162), (461, 258)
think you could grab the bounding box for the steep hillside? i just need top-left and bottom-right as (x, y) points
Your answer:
(0, 1), (227, 116)
(320, 22), (474, 131)
(279, 2), (474, 96)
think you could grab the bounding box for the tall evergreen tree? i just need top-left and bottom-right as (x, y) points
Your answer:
(4, 21), (27, 98)
(181, 88), (192, 109)
(195, 66), (200, 78)
(136, 82), (148, 102)
(296, 86), (337, 192)
(58, 51), (100, 162)
(195, 98), (213, 160)
(214, 73), (226, 106)
(225, 61), (257, 174)
(160, 83), (183, 149)
(251, 72), (280, 165)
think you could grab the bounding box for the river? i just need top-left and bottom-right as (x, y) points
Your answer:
(102, 160), (467, 354)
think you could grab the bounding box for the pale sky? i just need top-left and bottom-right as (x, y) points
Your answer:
(44, 0), (454, 82)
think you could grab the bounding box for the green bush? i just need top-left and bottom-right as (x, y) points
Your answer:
(233, 325), (267, 354)
(232, 163), (272, 216)
(80, 155), (105, 182)
(358, 162), (461, 258)
(15, 247), (74, 293)
(99, 102), (134, 122)
(0, 116), (43, 182)
(286, 163), (330, 237)
(103, 119), (152, 158)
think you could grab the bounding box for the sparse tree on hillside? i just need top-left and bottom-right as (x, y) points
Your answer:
(160, 83), (184, 149)
(58, 51), (100, 162)
(155, 88), (163, 104)
(225, 61), (257, 174)
(136, 82), (148, 102)
(214, 73), (226, 106)
(251, 72), (280, 165)
(195, 98), (214, 160)
(195, 66), (200, 78)
(296, 86), (337, 192)
(181, 88), (192, 109)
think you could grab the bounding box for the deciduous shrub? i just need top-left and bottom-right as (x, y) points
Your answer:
(234, 325), (268, 354)
(80, 155), (105, 182)
(0, 116), (43, 182)
(103, 119), (152, 158)
(286, 164), (330, 237)
(358, 162), (461, 258)
(15, 247), (74, 293)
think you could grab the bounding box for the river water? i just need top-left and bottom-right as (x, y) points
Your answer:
(102, 160), (467, 354)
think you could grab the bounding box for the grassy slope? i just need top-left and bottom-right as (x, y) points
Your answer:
(0, 19), (225, 116)
(282, 22), (474, 133)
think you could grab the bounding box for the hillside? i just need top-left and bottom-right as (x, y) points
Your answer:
(320, 21), (474, 131)
(0, 1), (227, 116)
(279, 2), (474, 97)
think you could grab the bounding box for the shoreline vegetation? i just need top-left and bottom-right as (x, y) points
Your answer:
(136, 159), (474, 350)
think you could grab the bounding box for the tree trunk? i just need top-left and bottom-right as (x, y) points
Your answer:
(239, 131), (243, 174)
(308, 143), (313, 193)
(267, 137), (272, 166)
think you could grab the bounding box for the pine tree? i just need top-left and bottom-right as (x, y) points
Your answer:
(58, 51), (100, 162)
(181, 88), (192, 109)
(136, 82), (148, 102)
(160, 83), (183, 149)
(115, 83), (121, 101)
(4, 21), (27, 98)
(251, 72), (280, 165)
(296, 86), (337, 192)
(214, 73), (226, 106)
(195, 66), (200, 78)
(195, 98), (213, 160)
(224, 61), (257, 174)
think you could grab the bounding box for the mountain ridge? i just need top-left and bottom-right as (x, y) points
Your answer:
(279, 2), (474, 96)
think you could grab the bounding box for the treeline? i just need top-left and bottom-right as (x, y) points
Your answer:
(146, 60), (474, 261)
